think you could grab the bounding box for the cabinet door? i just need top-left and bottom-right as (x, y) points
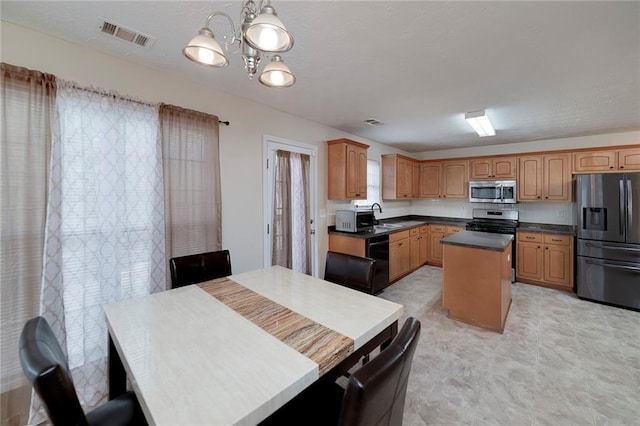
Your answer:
(442, 160), (468, 199)
(420, 163), (441, 198)
(518, 156), (543, 201)
(470, 159), (492, 179)
(411, 161), (420, 198)
(346, 143), (367, 199)
(618, 147), (640, 171)
(389, 240), (402, 281)
(418, 226), (429, 265)
(410, 235), (421, 270)
(428, 232), (445, 265)
(573, 151), (617, 173)
(516, 241), (543, 280)
(543, 244), (572, 287)
(396, 157), (412, 198)
(493, 157), (517, 179)
(543, 154), (571, 202)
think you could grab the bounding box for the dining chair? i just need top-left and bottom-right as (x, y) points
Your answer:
(324, 251), (376, 294)
(19, 316), (147, 426)
(169, 249), (232, 288)
(260, 316), (421, 426)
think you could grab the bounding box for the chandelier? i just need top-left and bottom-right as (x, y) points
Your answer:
(183, 0), (296, 88)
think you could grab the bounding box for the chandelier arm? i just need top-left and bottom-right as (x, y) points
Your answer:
(204, 11), (240, 47)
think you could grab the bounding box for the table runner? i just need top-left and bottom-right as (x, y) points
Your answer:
(199, 278), (354, 375)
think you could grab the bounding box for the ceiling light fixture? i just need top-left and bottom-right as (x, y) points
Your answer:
(465, 110), (496, 137)
(182, 0), (295, 88)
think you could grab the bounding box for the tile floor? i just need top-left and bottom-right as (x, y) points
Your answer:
(377, 266), (640, 425)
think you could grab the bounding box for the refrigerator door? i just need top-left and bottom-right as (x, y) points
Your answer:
(626, 173), (640, 245)
(576, 173), (625, 243)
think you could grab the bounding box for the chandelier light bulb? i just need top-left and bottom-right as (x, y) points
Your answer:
(258, 27), (280, 51)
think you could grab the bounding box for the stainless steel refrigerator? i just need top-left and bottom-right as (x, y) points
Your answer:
(576, 173), (640, 310)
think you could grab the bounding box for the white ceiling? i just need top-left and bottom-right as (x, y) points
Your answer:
(2, 1), (639, 153)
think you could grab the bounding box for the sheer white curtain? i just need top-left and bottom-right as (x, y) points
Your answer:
(33, 81), (165, 422)
(272, 150), (311, 274)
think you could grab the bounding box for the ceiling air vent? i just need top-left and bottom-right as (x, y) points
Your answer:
(97, 17), (156, 48)
(364, 118), (384, 127)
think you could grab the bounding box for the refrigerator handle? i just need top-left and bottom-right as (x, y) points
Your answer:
(619, 180), (625, 236)
(627, 179), (633, 235)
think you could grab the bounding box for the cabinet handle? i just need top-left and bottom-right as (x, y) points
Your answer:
(551, 239), (562, 242)
(610, 166), (615, 169)
(620, 166), (624, 169)
(355, 193), (360, 196)
(537, 246), (541, 248)
(545, 196), (549, 199)
(399, 243), (403, 246)
(545, 247), (549, 250)
(537, 196), (541, 199)
(525, 236), (535, 239)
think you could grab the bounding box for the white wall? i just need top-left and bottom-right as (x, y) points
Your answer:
(0, 21), (413, 274)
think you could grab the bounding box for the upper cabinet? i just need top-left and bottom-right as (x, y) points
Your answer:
(419, 162), (442, 198)
(518, 154), (571, 202)
(382, 154), (415, 200)
(573, 147), (640, 173)
(327, 139), (369, 200)
(441, 160), (469, 199)
(469, 156), (517, 179)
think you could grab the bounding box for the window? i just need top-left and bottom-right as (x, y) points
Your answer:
(353, 159), (381, 208)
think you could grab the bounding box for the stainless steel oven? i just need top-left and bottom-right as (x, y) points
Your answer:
(469, 180), (517, 204)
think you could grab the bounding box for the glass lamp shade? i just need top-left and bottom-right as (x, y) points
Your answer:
(244, 6), (294, 53)
(182, 28), (228, 67)
(259, 55), (295, 87)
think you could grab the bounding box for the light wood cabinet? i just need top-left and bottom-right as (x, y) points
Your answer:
(411, 161), (421, 198)
(409, 228), (421, 270)
(327, 139), (369, 200)
(389, 230), (411, 281)
(441, 160), (469, 199)
(382, 154), (415, 200)
(518, 154), (571, 202)
(418, 225), (429, 265)
(573, 147), (640, 173)
(470, 157), (517, 179)
(516, 232), (573, 290)
(427, 225), (463, 266)
(419, 162), (442, 198)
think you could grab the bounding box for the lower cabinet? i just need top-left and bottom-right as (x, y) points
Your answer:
(418, 225), (429, 265)
(427, 225), (464, 267)
(516, 232), (573, 290)
(389, 230), (411, 281)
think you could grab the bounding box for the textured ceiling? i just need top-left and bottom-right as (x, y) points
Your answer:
(2, 1), (639, 152)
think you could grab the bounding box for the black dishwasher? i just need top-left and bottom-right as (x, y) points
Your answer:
(366, 234), (390, 294)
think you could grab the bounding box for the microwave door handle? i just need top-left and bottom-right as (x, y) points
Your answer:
(499, 185), (504, 202)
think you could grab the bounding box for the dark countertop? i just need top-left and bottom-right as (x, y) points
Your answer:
(328, 215), (469, 239)
(441, 231), (514, 252)
(328, 215), (575, 239)
(518, 222), (575, 236)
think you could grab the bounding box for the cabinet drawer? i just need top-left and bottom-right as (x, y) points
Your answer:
(419, 225), (429, 234)
(430, 225), (447, 232)
(389, 230), (411, 243)
(518, 232), (543, 243)
(409, 228), (419, 237)
(544, 234), (571, 246)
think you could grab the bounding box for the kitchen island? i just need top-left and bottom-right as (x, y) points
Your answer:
(441, 231), (514, 333)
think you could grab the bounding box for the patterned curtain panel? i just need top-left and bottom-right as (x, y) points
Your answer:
(272, 150), (311, 274)
(34, 81), (165, 422)
(159, 104), (222, 287)
(0, 63), (56, 426)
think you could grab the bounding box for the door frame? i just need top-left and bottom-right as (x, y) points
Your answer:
(263, 134), (318, 277)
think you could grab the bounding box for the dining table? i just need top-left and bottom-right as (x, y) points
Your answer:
(103, 265), (403, 425)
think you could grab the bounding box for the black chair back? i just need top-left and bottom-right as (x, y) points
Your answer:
(338, 317), (421, 426)
(169, 249), (232, 288)
(324, 251), (376, 294)
(19, 316), (88, 425)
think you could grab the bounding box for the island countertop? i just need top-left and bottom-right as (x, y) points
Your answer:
(441, 230), (513, 252)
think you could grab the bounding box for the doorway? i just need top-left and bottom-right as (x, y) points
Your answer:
(263, 135), (318, 276)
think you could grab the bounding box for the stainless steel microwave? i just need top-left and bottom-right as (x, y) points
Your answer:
(469, 180), (517, 203)
(335, 210), (375, 233)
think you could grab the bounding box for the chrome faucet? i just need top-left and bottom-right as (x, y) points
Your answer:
(371, 203), (382, 214)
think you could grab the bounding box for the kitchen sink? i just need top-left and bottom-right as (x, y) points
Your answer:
(375, 223), (403, 229)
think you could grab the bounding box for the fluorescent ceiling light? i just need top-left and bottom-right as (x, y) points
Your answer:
(465, 110), (496, 137)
